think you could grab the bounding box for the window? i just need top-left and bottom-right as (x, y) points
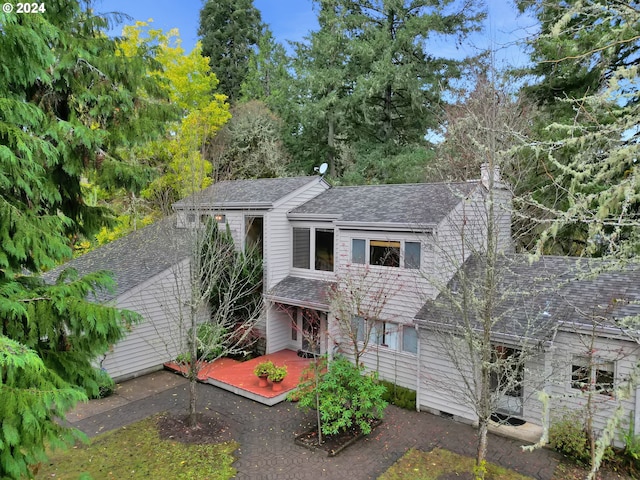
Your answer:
(491, 346), (523, 398)
(245, 216), (264, 256)
(214, 214), (226, 223)
(402, 325), (417, 354)
(405, 242), (421, 269)
(370, 240), (400, 267)
(200, 213), (209, 224)
(371, 321), (398, 349)
(352, 239), (366, 264)
(292, 227), (334, 271)
(351, 317), (416, 354)
(186, 213), (195, 223)
(315, 229), (334, 271)
(293, 228), (310, 269)
(352, 239), (421, 269)
(571, 356), (614, 395)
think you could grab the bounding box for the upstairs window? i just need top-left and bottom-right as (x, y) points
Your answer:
(293, 228), (310, 269)
(370, 240), (400, 267)
(405, 241), (421, 269)
(293, 227), (334, 271)
(352, 238), (421, 269)
(315, 229), (334, 271)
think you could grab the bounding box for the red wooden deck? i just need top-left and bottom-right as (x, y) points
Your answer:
(165, 349), (313, 406)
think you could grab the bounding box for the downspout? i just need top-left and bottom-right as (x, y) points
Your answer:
(416, 324), (421, 412)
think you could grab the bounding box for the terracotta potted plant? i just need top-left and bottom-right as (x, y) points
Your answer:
(254, 360), (275, 388)
(268, 365), (288, 392)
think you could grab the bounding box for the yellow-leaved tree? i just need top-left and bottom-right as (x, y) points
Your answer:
(120, 21), (231, 215)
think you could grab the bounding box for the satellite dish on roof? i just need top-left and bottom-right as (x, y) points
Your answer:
(314, 162), (328, 176)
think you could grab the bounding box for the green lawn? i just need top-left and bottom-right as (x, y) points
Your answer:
(35, 416), (238, 480)
(378, 448), (534, 480)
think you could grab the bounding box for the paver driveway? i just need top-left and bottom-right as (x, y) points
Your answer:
(69, 371), (559, 480)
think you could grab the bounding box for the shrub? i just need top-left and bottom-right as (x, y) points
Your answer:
(292, 355), (387, 436)
(549, 411), (614, 466)
(88, 368), (115, 399)
(380, 380), (416, 410)
(622, 414), (640, 474)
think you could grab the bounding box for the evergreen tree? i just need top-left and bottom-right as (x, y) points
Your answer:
(0, 2), (171, 476)
(240, 27), (293, 116)
(339, 0), (484, 145)
(198, 0), (263, 103)
(517, 0), (639, 255)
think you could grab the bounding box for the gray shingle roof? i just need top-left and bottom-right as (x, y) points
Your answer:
(44, 216), (190, 303)
(173, 176), (320, 208)
(416, 254), (640, 346)
(266, 276), (336, 310)
(289, 182), (479, 225)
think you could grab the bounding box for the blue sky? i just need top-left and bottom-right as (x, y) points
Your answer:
(98, 0), (536, 68)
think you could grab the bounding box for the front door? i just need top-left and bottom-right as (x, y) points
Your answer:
(491, 346), (524, 417)
(301, 309), (324, 355)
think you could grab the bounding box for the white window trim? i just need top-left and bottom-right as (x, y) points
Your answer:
(570, 355), (616, 396)
(353, 317), (417, 355)
(291, 224), (335, 272)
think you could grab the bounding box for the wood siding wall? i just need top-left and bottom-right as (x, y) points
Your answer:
(546, 330), (639, 445)
(266, 182), (328, 290)
(101, 259), (193, 382)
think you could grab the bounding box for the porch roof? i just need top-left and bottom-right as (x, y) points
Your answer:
(266, 276), (335, 310)
(415, 254), (640, 346)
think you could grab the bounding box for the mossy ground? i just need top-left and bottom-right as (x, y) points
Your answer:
(378, 448), (534, 480)
(35, 415), (238, 480)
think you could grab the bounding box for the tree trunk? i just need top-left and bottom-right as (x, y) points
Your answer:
(476, 417), (489, 478)
(328, 114), (335, 178)
(188, 374), (198, 428)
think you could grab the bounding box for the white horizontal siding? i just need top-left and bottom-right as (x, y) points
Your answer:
(357, 348), (418, 391)
(266, 306), (296, 354)
(335, 230), (436, 320)
(267, 182), (329, 289)
(102, 259), (192, 381)
(546, 330), (639, 446)
(418, 333), (478, 422)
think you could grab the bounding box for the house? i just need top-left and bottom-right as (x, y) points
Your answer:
(56, 169), (640, 443)
(44, 216), (192, 381)
(416, 254), (640, 443)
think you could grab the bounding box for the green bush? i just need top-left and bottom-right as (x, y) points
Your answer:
(88, 368), (115, 399)
(291, 355), (387, 436)
(549, 411), (614, 466)
(622, 414), (640, 474)
(380, 380), (416, 410)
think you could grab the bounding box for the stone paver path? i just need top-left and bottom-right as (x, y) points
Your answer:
(69, 371), (560, 480)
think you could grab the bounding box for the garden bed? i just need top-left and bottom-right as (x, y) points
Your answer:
(294, 418), (382, 457)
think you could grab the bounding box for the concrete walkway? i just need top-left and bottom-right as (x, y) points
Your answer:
(68, 370), (561, 479)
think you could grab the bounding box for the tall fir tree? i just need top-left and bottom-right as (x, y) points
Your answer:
(289, 0), (484, 180)
(198, 0), (263, 103)
(0, 2), (173, 477)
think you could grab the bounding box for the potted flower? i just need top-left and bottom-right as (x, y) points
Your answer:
(268, 365), (288, 392)
(254, 360), (275, 388)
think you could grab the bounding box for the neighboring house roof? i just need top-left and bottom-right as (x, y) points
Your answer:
(288, 181), (479, 227)
(44, 216), (190, 303)
(173, 176), (323, 209)
(266, 276), (336, 311)
(416, 254), (640, 346)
